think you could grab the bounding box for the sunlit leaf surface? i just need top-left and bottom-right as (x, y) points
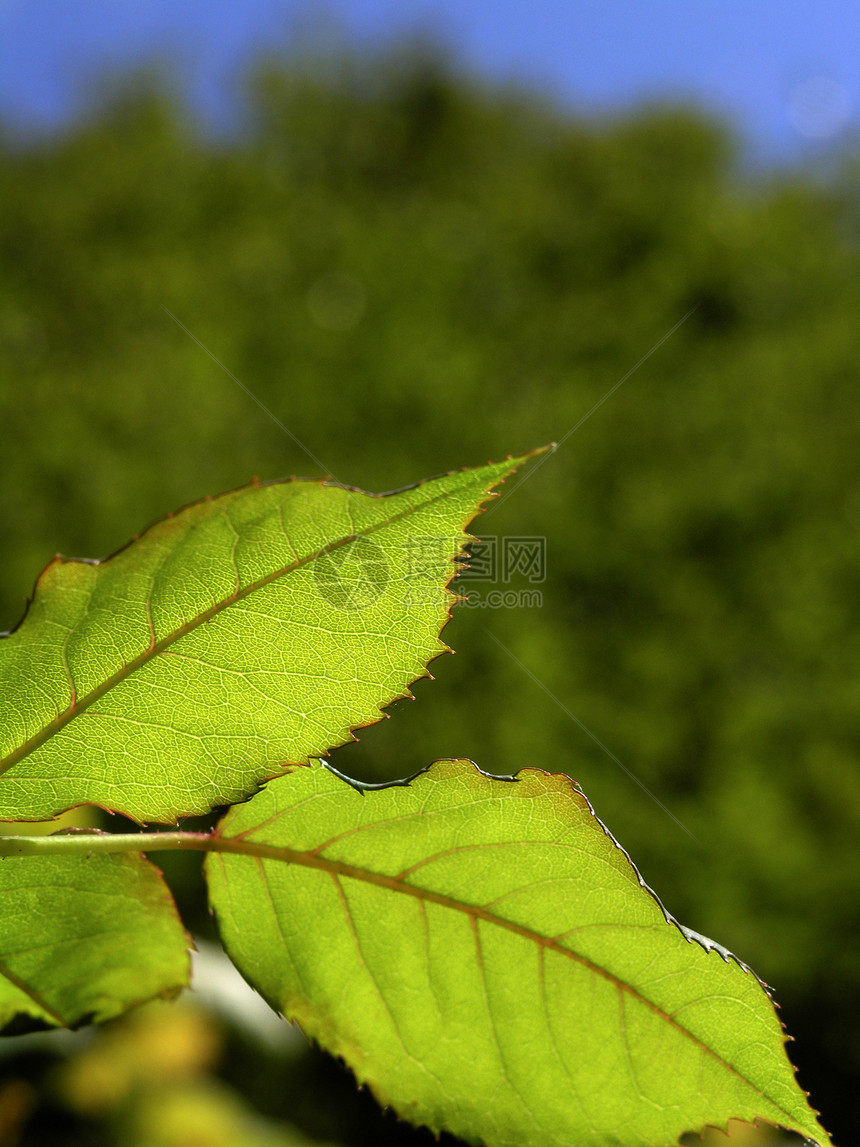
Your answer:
(207, 760), (827, 1147)
(0, 848), (189, 1034)
(0, 458), (526, 822)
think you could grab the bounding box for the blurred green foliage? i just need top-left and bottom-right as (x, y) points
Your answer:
(1, 44), (858, 1144)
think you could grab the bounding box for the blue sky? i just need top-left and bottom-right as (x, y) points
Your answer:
(1, 1), (857, 161)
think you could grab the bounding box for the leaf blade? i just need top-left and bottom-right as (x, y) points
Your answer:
(0, 847), (189, 1034)
(0, 457), (531, 823)
(206, 760), (828, 1147)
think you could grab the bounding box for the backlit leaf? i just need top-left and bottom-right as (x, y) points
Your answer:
(206, 760), (828, 1147)
(0, 457), (530, 823)
(0, 846), (189, 1034)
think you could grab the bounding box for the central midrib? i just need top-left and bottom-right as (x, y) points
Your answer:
(0, 956), (67, 1027)
(0, 475), (495, 775)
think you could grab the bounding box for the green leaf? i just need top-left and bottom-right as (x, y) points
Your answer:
(0, 844), (189, 1034)
(206, 760), (828, 1147)
(0, 457), (531, 823)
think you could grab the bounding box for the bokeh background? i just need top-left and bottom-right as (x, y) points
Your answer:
(1, 3), (859, 1145)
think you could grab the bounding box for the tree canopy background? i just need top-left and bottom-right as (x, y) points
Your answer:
(1, 44), (858, 1146)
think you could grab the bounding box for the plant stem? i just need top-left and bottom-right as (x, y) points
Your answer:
(0, 831), (214, 857)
